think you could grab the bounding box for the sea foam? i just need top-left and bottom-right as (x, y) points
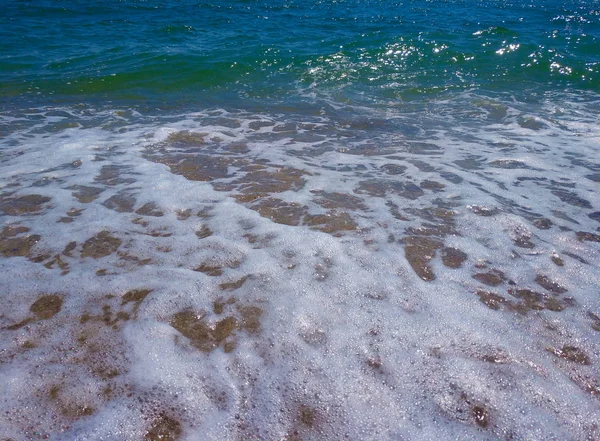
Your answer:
(0, 98), (599, 440)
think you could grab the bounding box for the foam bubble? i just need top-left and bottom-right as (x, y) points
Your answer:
(1, 98), (599, 440)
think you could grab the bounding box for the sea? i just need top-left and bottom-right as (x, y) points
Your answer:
(1, 1), (599, 440)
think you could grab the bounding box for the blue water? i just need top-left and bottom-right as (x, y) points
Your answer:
(2, 0), (599, 110)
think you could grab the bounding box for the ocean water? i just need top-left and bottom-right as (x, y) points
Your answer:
(1, 1), (600, 440)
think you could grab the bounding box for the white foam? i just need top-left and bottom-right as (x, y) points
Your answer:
(0, 98), (599, 440)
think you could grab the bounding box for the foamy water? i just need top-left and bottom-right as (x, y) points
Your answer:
(1, 94), (599, 440)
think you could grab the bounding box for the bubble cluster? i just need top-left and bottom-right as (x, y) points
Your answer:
(0, 97), (599, 440)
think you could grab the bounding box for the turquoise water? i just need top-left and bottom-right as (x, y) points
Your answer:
(1, 2), (600, 441)
(2, 0), (599, 108)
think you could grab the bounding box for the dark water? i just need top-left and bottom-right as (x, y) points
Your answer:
(2, 0), (599, 109)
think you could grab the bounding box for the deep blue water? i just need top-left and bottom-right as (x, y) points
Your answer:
(2, 0), (599, 110)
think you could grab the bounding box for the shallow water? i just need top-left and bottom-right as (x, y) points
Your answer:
(1, 1), (600, 440)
